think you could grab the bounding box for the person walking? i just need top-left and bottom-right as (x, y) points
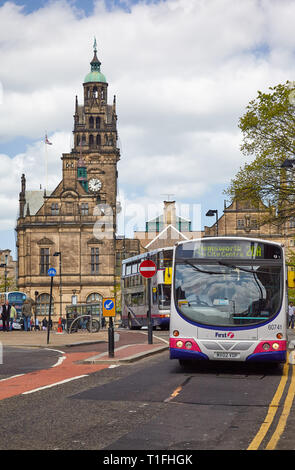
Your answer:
(2, 300), (11, 332)
(9, 303), (17, 331)
(42, 317), (48, 331)
(288, 302), (295, 329)
(22, 299), (32, 331)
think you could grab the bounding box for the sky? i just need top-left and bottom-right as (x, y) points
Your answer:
(1, 0), (295, 258)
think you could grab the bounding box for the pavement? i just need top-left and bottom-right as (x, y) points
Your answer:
(0, 328), (169, 364)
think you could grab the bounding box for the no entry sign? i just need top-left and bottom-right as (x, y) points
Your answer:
(139, 259), (157, 278)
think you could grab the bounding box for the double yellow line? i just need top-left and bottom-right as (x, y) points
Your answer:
(248, 361), (295, 450)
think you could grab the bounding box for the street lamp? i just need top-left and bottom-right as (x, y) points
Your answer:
(34, 291), (39, 330)
(206, 209), (219, 236)
(53, 252), (62, 320)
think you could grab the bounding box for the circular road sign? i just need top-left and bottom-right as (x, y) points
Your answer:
(139, 259), (157, 278)
(47, 267), (56, 277)
(104, 299), (114, 310)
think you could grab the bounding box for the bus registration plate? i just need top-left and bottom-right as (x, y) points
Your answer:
(214, 352), (240, 359)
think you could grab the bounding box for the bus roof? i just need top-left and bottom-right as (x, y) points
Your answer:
(122, 246), (174, 265)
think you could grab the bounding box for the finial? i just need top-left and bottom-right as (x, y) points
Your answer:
(93, 37), (97, 53)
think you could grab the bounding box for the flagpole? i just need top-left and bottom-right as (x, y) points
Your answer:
(44, 132), (53, 194)
(45, 136), (48, 194)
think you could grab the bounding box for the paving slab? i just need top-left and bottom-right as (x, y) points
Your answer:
(0, 330), (108, 348)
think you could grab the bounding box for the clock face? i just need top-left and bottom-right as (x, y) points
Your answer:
(88, 178), (102, 192)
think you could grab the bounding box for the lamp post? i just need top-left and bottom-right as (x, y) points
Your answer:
(34, 290), (39, 329)
(206, 209), (219, 236)
(53, 252), (62, 321)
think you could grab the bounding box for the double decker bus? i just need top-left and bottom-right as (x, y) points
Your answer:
(121, 247), (173, 330)
(170, 237), (287, 365)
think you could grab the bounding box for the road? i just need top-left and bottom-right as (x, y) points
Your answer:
(0, 330), (295, 453)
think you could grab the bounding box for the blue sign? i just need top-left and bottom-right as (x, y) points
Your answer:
(47, 268), (56, 277)
(104, 299), (114, 310)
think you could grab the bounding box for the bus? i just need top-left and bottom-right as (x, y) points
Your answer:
(0, 291), (27, 317)
(170, 237), (287, 365)
(0, 291), (27, 330)
(121, 247), (173, 330)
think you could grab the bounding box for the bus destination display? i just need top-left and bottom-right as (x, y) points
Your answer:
(177, 240), (282, 260)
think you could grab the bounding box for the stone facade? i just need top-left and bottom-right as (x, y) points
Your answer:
(16, 43), (122, 320)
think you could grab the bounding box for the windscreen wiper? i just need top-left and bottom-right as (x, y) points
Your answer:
(184, 260), (224, 275)
(217, 261), (274, 275)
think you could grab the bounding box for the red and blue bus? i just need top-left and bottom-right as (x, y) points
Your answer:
(170, 237), (287, 366)
(121, 248), (173, 330)
(0, 291), (27, 329)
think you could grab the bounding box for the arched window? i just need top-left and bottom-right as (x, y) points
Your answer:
(86, 292), (102, 316)
(96, 117), (100, 129)
(93, 86), (98, 98)
(96, 134), (101, 146)
(82, 134), (86, 146)
(86, 293), (103, 304)
(76, 135), (80, 147)
(89, 116), (94, 129)
(36, 293), (54, 316)
(89, 134), (94, 147)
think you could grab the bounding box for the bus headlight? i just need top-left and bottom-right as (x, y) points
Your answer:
(262, 343), (270, 351)
(185, 341), (193, 350)
(176, 341), (183, 348)
(272, 342), (280, 350)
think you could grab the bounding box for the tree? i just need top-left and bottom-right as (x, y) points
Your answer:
(0, 274), (16, 292)
(225, 81), (295, 225)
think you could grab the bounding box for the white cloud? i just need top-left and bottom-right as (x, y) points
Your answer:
(1, 0), (295, 243)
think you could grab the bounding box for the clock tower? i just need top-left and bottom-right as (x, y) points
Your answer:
(72, 38), (119, 211)
(16, 39), (124, 320)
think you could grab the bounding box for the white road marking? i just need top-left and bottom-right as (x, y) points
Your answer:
(45, 348), (66, 367)
(22, 375), (89, 395)
(0, 374), (25, 382)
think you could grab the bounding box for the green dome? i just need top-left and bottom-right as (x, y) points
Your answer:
(84, 70), (107, 84)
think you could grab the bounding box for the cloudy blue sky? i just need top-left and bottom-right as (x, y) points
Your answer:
(1, 0), (295, 258)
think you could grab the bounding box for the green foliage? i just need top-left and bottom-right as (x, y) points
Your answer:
(0, 274), (16, 292)
(225, 81), (295, 224)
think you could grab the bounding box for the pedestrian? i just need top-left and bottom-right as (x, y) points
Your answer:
(42, 317), (48, 330)
(9, 303), (17, 331)
(35, 317), (40, 331)
(288, 302), (295, 329)
(21, 299), (32, 331)
(2, 300), (11, 332)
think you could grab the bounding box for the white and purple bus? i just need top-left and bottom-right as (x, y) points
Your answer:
(170, 237), (287, 366)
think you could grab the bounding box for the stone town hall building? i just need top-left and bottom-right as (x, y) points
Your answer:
(16, 42), (137, 319)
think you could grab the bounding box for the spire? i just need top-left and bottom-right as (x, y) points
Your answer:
(90, 37), (101, 72)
